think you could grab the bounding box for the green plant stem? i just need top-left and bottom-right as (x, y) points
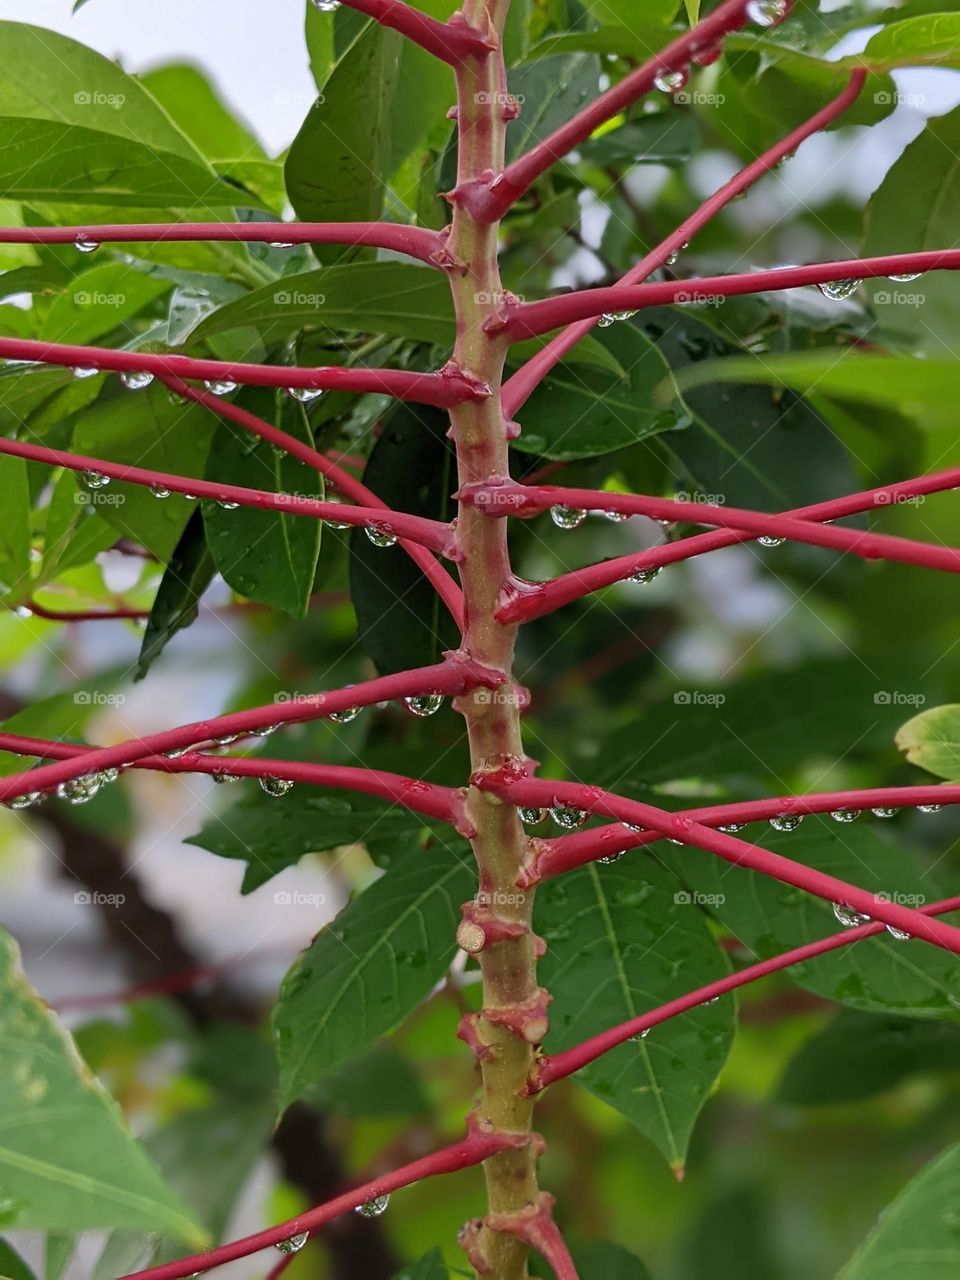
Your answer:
(447, 2), (542, 1276)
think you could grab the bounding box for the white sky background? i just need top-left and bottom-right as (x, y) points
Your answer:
(0, 0), (319, 154)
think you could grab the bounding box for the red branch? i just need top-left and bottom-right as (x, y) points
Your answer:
(502, 68), (868, 415)
(473, 771), (960, 955)
(487, 1193), (580, 1280)
(534, 893), (960, 1090)
(0, 732), (464, 828)
(0, 221), (443, 264)
(493, 468), (960, 622)
(496, 251), (960, 340)
(0, 654), (502, 804)
(0, 436), (457, 555)
(533, 783), (960, 882)
(460, 479), (960, 575)
(339, 0), (494, 64)
(119, 1121), (528, 1280)
(452, 0), (756, 221)
(0, 337), (486, 408)
(162, 376), (466, 627)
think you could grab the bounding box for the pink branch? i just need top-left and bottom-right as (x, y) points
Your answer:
(119, 1121), (528, 1280)
(502, 68), (867, 416)
(452, 0), (757, 221)
(0, 436), (458, 556)
(534, 893), (960, 1090)
(162, 376), (466, 627)
(473, 771), (960, 955)
(460, 479), (960, 574)
(0, 732), (463, 827)
(339, 0), (494, 64)
(0, 654), (502, 804)
(533, 783), (960, 881)
(494, 468), (960, 623)
(0, 337), (486, 408)
(0, 221), (444, 265)
(487, 1194), (580, 1280)
(496, 250), (960, 340)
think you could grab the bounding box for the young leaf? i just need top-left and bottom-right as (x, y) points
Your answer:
(895, 704), (960, 781)
(392, 1251), (450, 1280)
(536, 857), (734, 1173)
(136, 508), (215, 681)
(0, 928), (204, 1241)
(838, 1144), (960, 1279)
(273, 844), (473, 1109)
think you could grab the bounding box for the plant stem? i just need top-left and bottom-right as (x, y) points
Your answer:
(447, 2), (544, 1275)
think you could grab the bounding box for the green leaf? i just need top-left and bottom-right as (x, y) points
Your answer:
(532, 1241), (652, 1279)
(203, 406), (322, 617)
(285, 20), (402, 236)
(581, 0), (675, 25)
(515, 322), (688, 461)
(536, 857), (733, 1172)
(307, 1045), (429, 1119)
(0, 670), (127, 775)
(392, 1250), (450, 1280)
(72, 385), (218, 560)
(895, 704), (960, 781)
(859, 13), (960, 71)
(0, 928), (203, 1240)
(136, 508), (215, 680)
(778, 1010), (960, 1105)
(138, 64), (266, 162)
(506, 53), (600, 165)
(273, 844), (473, 1109)
(0, 119), (241, 210)
(0, 23), (203, 161)
(864, 103), (960, 255)
(349, 403), (461, 674)
(40, 470), (117, 584)
(39, 262), (171, 345)
(185, 789), (432, 892)
(673, 821), (960, 1021)
(0, 453), (31, 600)
(0, 1239), (35, 1280)
(580, 113), (698, 167)
(838, 1144), (960, 1279)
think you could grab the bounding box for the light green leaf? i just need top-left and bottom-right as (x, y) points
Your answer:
(0, 454), (31, 600)
(838, 1144), (960, 1279)
(138, 63), (266, 162)
(40, 470), (117, 584)
(864, 103), (960, 255)
(273, 845), (473, 1109)
(39, 262), (171, 345)
(859, 13), (960, 72)
(895, 704), (960, 781)
(0, 928), (203, 1241)
(537, 857), (733, 1172)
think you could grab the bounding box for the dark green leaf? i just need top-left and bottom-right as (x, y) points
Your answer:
(532, 1241), (652, 1279)
(0, 1240), (35, 1280)
(136, 508), (215, 680)
(506, 53), (600, 165)
(392, 1250), (450, 1280)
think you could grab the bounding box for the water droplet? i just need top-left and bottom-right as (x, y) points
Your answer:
(918, 803), (942, 813)
(833, 902), (870, 928)
(817, 278), (861, 301)
(5, 791), (42, 810)
(886, 924), (911, 941)
(57, 773), (102, 805)
(598, 850), (625, 865)
(830, 808), (860, 824)
(216, 499), (240, 510)
(150, 483), (171, 499)
(212, 771), (241, 785)
(598, 314), (616, 328)
(81, 470), (110, 490)
(74, 235), (100, 254)
(628, 565), (661, 585)
(653, 68), (688, 94)
(252, 724), (280, 737)
(275, 1232), (309, 1254)
(746, 0), (790, 28)
(14, 605), (33, 619)
(288, 386), (324, 403)
(164, 747), (188, 759)
(261, 776), (293, 797)
(101, 767), (120, 784)
(312, 0), (341, 9)
(718, 822), (745, 833)
(330, 704), (361, 725)
(203, 378), (238, 397)
(551, 802), (587, 830)
(270, 241), (296, 249)
(365, 522), (398, 548)
(355, 1193), (389, 1218)
(889, 272), (922, 283)
(603, 509), (630, 522)
(622, 822), (645, 834)
(519, 806), (546, 826)
(769, 812), (803, 832)
(630, 1028), (650, 1041)
(119, 370), (154, 392)
(757, 534), (784, 548)
(550, 505), (587, 531)
(871, 806), (899, 818)
(324, 497), (352, 530)
(403, 693), (443, 718)
(72, 366), (99, 380)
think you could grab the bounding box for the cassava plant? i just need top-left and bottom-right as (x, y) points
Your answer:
(2, 0), (960, 1277)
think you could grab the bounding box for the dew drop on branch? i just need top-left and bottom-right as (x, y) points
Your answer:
(519, 806), (547, 826)
(355, 1193), (390, 1218)
(550, 802), (587, 830)
(830, 808), (860, 824)
(888, 272), (922, 283)
(312, 0), (341, 10)
(5, 791), (42, 810)
(746, 0), (791, 28)
(628, 566), (661, 585)
(275, 1232), (309, 1254)
(216, 499), (240, 510)
(365, 523), (398, 548)
(119, 370), (154, 392)
(918, 803), (943, 813)
(288, 387), (324, 403)
(74, 235), (100, 254)
(871, 806), (899, 818)
(769, 812), (803, 832)
(329, 703), (361, 725)
(757, 535), (784, 548)
(886, 924), (912, 941)
(833, 902), (871, 928)
(718, 822), (745, 833)
(261, 776), (294, 797)
(150, 484), (171, 499)
(550, 505), (587, 531)
(72, 366), (99, 380)
(57, 773), (102, 805)
(81, 470), (110, 490)
(403, 693), (444, 718)
(817, 279), (861, 301)
(324, 497), (352, 530)
(653, 68), (688, 94)
(203, 378), (238, 397)
(598, 850), (625, 865)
